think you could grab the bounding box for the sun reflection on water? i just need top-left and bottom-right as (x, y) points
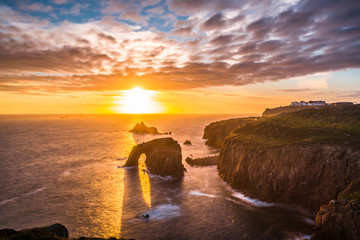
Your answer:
(138, 154), (152, 208)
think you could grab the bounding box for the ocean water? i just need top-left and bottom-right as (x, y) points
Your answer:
(0, 114), (314, 240)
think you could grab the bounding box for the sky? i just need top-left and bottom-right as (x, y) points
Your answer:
(0, 0), (359, 114)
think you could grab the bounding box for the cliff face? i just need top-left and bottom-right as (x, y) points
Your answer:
(125, 138), (184, 178)
(219, 139), (360, 212)
(203, 118), (258, 148)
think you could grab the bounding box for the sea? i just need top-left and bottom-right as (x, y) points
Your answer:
(0, 114), (314, 240)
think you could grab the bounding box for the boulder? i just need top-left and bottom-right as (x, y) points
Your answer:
(125, 138), (184, 178)
(0, 223), (68, 240)
(312, 178), (360, 240)
(183, 140), (192, 145)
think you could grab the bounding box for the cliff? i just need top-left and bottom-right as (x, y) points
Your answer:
(125, 138), (184, 178)
(203, 117), (258, 148)
(312, 178), (360, 240)
(219, 141), (360, 212)
(217, 105), (360, 212)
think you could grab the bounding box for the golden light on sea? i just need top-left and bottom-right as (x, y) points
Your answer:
(113, 87), (164, 114)
(138, 154), (152, 208)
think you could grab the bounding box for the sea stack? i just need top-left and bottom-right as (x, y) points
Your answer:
(130, 122), (161, 134)
(125, 138), (184, 178)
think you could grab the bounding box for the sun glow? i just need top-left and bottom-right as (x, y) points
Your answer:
(114, 87), (164, 114)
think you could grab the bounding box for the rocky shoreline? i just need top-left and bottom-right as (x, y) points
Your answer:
(312, 178), (360, 240)
(218, 142), (360, 212)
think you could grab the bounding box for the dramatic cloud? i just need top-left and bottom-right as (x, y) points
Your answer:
(0, 0), (359, 94)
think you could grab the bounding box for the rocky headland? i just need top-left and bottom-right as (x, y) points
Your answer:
(205, 104), (360, 238)
(203, 117), (259, 148)
(130, 122), (161, 135)
(125, 137), (184, 178)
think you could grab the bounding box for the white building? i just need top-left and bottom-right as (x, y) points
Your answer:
(290, 100), (327, 106)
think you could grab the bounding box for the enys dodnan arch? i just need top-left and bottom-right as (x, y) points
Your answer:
(125, 138), (184, 178)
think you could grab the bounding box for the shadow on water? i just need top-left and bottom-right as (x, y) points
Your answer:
(120, 152), (185, 239)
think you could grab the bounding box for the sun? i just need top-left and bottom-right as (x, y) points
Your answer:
(113, 87), (164, 114)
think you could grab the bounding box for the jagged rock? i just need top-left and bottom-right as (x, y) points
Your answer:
(185, 155), (218, 166)
(0, 224), (134, 240)
(312, 178), (360, 240)
(0, 223), (68, 240)
(183, 140), (192, 145)
(130, 122), (161, 134)
(125, 138), (184, 178)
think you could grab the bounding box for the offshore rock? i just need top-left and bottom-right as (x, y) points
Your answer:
(130, 122), (161, 134)
(125, 138), (184, 178)
(312, 178), (360, 240)
(185, 155), (219, 166)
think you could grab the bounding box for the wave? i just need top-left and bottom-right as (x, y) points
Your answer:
(0, 197), (18, 205)
(189, 190), (216, 198)
(302, 216), (315, 225)
(24, 187), (47, 196)
(148, 173), (176, 181)
(284, 233), (312, 240)
(231, 191), (275, 207)
(0, 187), (47, 205)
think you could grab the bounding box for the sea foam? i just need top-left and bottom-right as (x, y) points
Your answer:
(231, 191), (274, 207)
(143, 204), (181, 220)
(189, 190), (216, 198)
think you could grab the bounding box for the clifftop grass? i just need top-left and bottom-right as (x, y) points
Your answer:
(231, 105), (360, 148)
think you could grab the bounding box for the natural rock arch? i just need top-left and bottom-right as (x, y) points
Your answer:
(125, 138), (184, 178)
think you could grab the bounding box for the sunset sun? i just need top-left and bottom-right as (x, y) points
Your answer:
(114, 87), (164, 114)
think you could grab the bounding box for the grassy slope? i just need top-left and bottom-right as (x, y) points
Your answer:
(231, 105), (360, 149)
